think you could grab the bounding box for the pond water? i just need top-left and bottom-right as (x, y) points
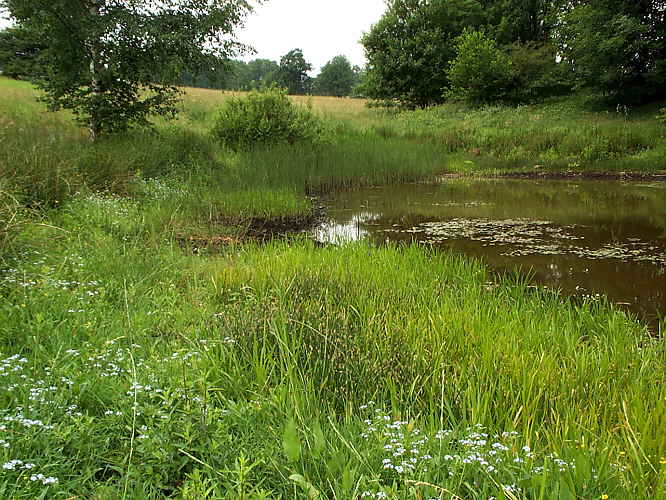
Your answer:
(315, 178), (666, 326)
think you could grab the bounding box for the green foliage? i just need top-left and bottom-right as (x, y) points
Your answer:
(282, 419), (302, 462)
(556, 2), (666, 103)
(447, 30), (514, 105)
(180, 60), (244, 90)
(0, 25), (47, 80)
(211, 87), (326, 150)
(1, 0), (254, 139)
(243, 58), (280, 90)
(313, 55), (359, 97)
(448, 37), (574, 106)
(481, 0), (555, 44)
(362, 0), (561, 108)
(199, 58), (280, 91)
(276, 48), (313, 95)
(362, 0), (486, 108)
(658, 108), (666, 124)
(505, 42), (573, 102)
(0, 186), (25, 256)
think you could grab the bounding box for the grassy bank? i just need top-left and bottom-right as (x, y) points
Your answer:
(379, 97), (666, 175)
(0, 76), (665, 498)
(180, 84), (666, 175)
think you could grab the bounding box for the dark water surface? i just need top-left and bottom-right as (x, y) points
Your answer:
(315, 178), (666, 326)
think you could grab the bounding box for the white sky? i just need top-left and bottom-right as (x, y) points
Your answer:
(0, 10), (9, 30)
(239, 0), (387, 74)
(1, 1), (388, 74)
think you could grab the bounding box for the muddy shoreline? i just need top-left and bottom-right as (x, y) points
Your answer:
(439, 170), (666, 181)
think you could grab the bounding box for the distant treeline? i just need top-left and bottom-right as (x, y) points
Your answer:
(177, 50), (366, 97)
(0, 28), (365, 97)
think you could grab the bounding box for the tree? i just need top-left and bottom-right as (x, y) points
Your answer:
(244, 58), (280, 90)
(505, 41), (573, 102)
(1, 0), (255, 140)
(0, 25), (48, 79)
(275, 49), (312, 95)
(181, 60), (244, 90)
(361, 0), (486, 108)
(480, 0), (555, 44)
(446, 30), (515, 105)
(555, 0), (666, 103)
(361, 0), (565, 107)
(313, 55), (357, 97)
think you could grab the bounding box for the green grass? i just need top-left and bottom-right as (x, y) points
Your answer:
(0, 76), (665, 498)
(368, 96), (666, 174)
(1, 227), (664, 498)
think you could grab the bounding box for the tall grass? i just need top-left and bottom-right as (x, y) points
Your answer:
(0, 76), (665, 498)
(0, 219), (663, 497)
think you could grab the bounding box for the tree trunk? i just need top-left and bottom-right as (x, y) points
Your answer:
(88, 1), (101, 141)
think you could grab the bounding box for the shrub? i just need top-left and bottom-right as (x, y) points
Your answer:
(211, 87), (327, 150)
(447, 32), (574, 106)
(446, 30), (514, 105)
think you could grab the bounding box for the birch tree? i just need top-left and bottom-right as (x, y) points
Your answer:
(1, 0), (256, 140)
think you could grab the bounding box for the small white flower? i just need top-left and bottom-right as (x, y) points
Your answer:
(3, 460), (23, 470)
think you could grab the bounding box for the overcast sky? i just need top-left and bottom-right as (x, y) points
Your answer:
(1, 1), (387, 75)
(239, 0), (387, 73)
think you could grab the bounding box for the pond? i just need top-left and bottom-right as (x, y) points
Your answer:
(315, 178), (666, 327)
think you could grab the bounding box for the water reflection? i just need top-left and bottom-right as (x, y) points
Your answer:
(313, 211), (379, 243)
(315, 179), (666, 326)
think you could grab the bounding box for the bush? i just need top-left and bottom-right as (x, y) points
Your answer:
(211, 87), (327, 150)
(446, 31), (574, 106)
(446, 30), (514, 105)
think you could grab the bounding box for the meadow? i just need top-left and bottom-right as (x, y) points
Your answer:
(0, 76), (665, 499)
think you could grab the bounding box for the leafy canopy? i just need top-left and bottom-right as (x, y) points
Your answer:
(446, 30), (573, 106)
(1, 0), (255, 138)
(0, 25), (48, 80)
(313, 55), (359, 97)
(480, 0), (555, 44)
(362, 0), (486, 108)
(276, 48), (313, 95)
(446, 30), (514, 105)
(243, 58), (280, 90)
(361, 0), (559, 108)
(555, 0), (666, 103)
